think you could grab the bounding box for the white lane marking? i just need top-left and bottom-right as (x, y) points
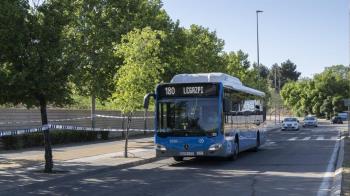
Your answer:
(302, 137), (311, 140)
(330, 136), (338, 140)
(316, 136), (324, 140)
(288, 137), (298, 141)
(316, 132), (340, 196)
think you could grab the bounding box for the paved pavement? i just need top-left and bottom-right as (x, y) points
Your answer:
(0, 122), (343, 195)
(0, 137), (157, 192)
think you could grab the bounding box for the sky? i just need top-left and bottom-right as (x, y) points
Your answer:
(162, 0), (349, 78)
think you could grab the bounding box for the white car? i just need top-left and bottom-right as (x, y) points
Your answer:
(281, 117), (300, 131)
(303, 116), (318, 127)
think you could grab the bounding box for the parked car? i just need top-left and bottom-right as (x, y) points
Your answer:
(303, 116), (318, 127)
(281, 117), (300, 131)
(331, 116), (343, 124)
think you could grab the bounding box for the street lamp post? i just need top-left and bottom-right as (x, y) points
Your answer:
(256, 10), (263, 91)
(256, 10), (263, 72)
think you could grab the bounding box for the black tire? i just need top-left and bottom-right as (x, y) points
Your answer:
(173, 156), (184, 162)
(253, 133), (260, 152)
(232, 139), (239, 160)
(227, 139), (239, 161)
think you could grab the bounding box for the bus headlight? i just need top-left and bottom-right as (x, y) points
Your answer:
(208, 143), (222, 151)
(156, 144), (167, 151)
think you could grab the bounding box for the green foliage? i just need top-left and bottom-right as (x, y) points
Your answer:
(182, 25), (225, 73)
(113, 27), (166, 114)
(222, 50), (270, 104)
(160, 24), (225, 81)
(269, 60), (301, 89)
(0, 0), (73, 109)
(281, 65), (349, 117)
(65, 0), (172, 101)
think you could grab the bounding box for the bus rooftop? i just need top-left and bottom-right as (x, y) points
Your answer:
(170, 72), (265, 97)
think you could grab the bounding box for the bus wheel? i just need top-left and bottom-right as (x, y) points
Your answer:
(227, 140), (239, 161)
(173, 156), (184, 162)
(232, 140), (239, 160)
(253, 133), (260, 152)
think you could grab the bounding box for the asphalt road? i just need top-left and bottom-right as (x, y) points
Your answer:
(3, 123), (343, 196)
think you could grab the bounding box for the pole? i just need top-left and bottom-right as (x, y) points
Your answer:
(124, 115), (131, 158)
(91, 93), (96, 129)
(274, 67), (277, 125)
(256, 12), (260, 69)
(278, 75), (281, 123)
(256, 10), (263, 89)
(144, 109), (148, 135)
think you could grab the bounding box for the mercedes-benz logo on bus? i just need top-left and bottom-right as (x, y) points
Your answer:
(198, 138), (204, 144)
(184, 144), (189, 151)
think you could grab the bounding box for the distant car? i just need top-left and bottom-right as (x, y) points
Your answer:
(338, 113), (349, 121)
(281, 117), (300, 131)
(331, 116), (343, 124)
(303, 116), (318, 127)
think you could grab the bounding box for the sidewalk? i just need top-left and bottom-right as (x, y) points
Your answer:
(341, 123), (350, 196)
(0, 137), (156, 192)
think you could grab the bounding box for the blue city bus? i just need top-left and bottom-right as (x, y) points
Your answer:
(144, 73), (266, 161)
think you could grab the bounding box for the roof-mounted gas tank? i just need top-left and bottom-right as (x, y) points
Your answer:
(170, 72), (265, 97)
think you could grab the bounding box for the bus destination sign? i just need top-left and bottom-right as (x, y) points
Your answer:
(158, 83), (219, 98)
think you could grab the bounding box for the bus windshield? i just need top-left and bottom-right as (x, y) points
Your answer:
(157, 98), (218, 137)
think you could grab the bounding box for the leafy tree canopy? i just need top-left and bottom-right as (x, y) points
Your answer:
(281, 64), (349, 117)
(112, 27), (166, 114)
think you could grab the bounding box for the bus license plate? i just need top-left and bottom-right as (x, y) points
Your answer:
(179, 152), (194, 156)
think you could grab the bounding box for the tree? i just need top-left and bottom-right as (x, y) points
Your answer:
(182, 25), (225, 73)
(281, 64), (349, 117)
(268, 63), (281, 89)
(223, 50), (251, 82)
(253, 63), (269, 79)
(269, 60), (300, 89)
(280, 59), (301, 87)
(112, 27), (165, 157)
(0, 0), (73, 172)
(65, 0), (172, 126)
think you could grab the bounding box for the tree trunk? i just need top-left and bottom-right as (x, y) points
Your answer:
(39, 97), (53, 173)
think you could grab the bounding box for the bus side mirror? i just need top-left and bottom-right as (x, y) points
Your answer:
(143, 93), (156, 110)
(255, 105), (260, 111)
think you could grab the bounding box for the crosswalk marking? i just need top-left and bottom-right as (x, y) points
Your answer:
(331, 136), (338, 140)
(285, 136), (338, 141)
(288, 137), (298, 141)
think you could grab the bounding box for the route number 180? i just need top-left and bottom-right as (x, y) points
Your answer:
(165, 87), (176, 95)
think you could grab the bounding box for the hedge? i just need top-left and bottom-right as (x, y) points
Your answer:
(1, 130), (110, 150)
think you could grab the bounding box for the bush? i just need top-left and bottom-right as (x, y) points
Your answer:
(101, 131), (109, 140)
(1, 130), (100, 150)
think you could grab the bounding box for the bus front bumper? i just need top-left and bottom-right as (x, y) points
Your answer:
(156, 147), (227, 158)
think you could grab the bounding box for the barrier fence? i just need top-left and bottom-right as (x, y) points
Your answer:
(0, 109), (155, 130)
(0, 113), (155, 138)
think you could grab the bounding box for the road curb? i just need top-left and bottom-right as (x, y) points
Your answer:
(331, 135), (345, 196)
